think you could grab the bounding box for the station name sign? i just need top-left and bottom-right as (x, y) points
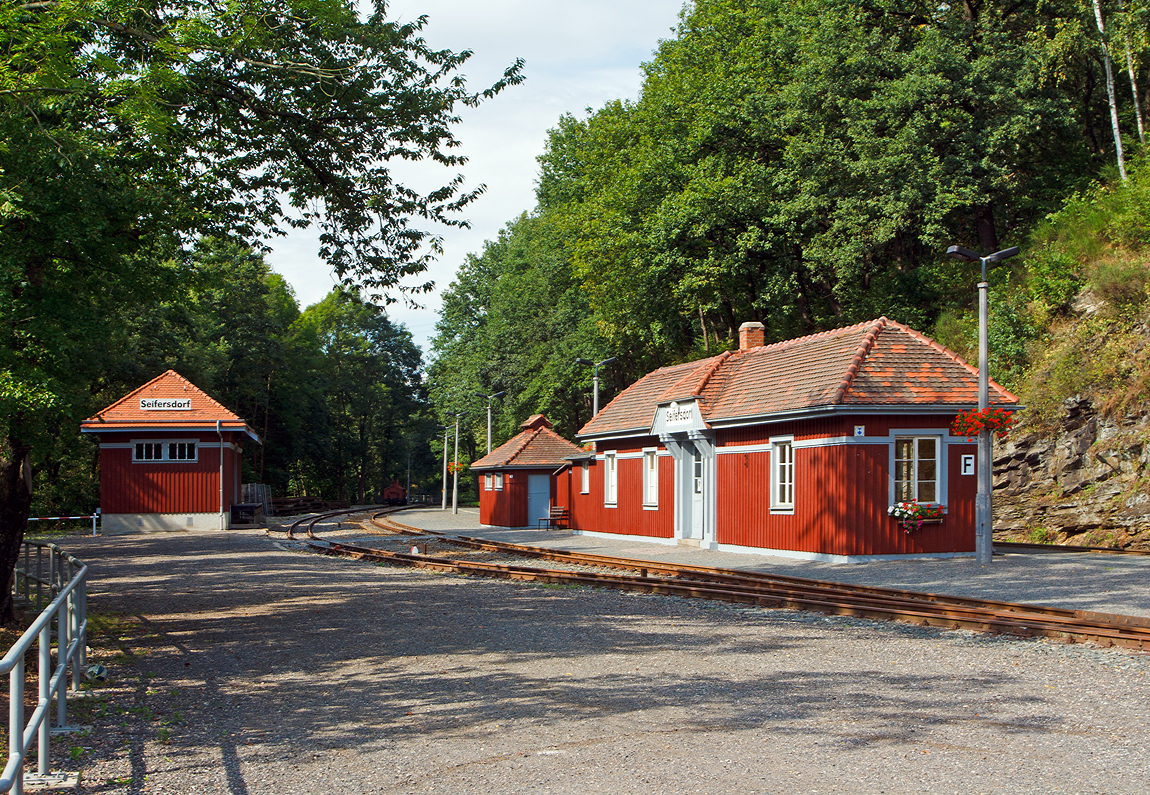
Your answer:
(664, 401), (695, 426)
(140, 398), (191, 411)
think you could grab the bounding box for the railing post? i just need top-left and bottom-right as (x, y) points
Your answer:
(38, 622), (50, 776)
(78, 580), (87, 669)
(11, 658), (23, 795)
(55, 598), (68, 730)
(68, 585), (78, 693)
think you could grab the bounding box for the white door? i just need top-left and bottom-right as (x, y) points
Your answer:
(527, 475), (550, 528)
(688, 452), (704, 539)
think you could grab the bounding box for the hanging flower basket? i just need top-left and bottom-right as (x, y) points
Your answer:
(951, 407), (1015, 441)
(888, 500), (945, 532)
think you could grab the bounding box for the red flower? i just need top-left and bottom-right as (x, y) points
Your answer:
(951, 408), (1015, 441)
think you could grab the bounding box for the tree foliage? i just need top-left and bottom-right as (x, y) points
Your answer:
(1, 0), (519, 621)
(429, 0), (1148, 447)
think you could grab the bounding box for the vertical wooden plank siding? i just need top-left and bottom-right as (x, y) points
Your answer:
(506, 472), (527, 527)
(100, 431), (237, 514)
(567, 450), (672, 538)
(716, 415), (975, 555)
(479, 482), (494, 525)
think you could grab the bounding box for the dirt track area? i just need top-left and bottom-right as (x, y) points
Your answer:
(33, 527), (1150, 794)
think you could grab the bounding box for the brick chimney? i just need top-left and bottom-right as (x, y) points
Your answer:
(738, 321), (765, 351)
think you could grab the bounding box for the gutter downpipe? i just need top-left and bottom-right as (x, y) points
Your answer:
(217, 420), (225, 531)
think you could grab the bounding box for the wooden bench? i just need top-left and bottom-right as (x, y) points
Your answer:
(537, 506), (570, 530)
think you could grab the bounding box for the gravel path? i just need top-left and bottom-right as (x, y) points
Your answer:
(35, 526), (1150, 794)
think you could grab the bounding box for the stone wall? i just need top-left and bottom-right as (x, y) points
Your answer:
(993, 397), (1150, 547)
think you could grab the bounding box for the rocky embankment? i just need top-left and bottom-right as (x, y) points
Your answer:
(993, 397), (1150, 549)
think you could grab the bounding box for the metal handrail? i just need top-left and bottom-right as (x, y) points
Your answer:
(0, 543), (88, 794)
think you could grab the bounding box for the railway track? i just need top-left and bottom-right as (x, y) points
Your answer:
(995, 540), (1150, 556)
(277, 507), (1150, 651)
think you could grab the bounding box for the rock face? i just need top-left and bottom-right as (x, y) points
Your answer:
(993, 397), (1150, 548)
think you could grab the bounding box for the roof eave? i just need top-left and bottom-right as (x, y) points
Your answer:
(706, 402), (1024, 429)
(470, 462), (573, 471)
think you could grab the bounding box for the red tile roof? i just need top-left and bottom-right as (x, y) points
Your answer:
(580, 318), (1019, 436)
(81, 370), (257, 439)
(471, 415), (582, 470)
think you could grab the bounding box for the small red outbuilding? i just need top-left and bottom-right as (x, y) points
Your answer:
(80, 370), (260, 533)
(564, 318), (1019, 561)
(470, 414), (582, 528)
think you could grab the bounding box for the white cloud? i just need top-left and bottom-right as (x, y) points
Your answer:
(263, 0), (684, 356)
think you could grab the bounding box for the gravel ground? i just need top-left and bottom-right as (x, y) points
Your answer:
(392, 508), (1150, 618)
(28, 524), (1150, 794)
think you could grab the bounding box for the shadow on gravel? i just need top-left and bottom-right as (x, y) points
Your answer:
(66, 531), (1070, 791)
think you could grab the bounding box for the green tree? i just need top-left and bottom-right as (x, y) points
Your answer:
(534, 0), (1121, 366)
(428, 213), (610, 453)
(285, 289), (426, 502)
(0, 0), (520, 621)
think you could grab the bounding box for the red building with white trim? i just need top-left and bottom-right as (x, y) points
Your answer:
(564, 318), (1019, 561)
(471, 415), (582, 528)
(80, 370), (260, 533)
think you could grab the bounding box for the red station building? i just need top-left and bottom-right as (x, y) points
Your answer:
(80, 370), (260, 533)
(471, 414), (582, 528)
(559, 318), (1019, 561)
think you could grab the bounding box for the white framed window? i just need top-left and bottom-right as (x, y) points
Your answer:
(484, 473), (492, 491)
(133, 440), (198, 463)
(580, 461), (590, 494)
(604, 452), (617, 506)
(770, 438), (794, 512)
(643, 449), (659, 507)
(493, 472), (504, 491)
(894, 436), (940, 503)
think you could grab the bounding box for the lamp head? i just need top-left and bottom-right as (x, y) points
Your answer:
(985, 246), (1020, 263)
(946, 245), (981, 263)
(599, 357), (617, 366)
(575, 358), (593, 366)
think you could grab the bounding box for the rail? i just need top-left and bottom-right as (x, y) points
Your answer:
(1, 542), (88, 794)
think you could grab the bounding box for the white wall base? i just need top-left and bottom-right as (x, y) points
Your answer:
(101, 513), (231, 534)
(572, 528), (973, 563)
(571, 529), (679, 546)
(713, 541), (974, 563)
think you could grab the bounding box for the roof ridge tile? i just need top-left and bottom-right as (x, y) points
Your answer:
(832, 318), (886, 404)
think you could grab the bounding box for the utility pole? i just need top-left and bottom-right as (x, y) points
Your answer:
(441, 426), (449, 510)
(474, 391), (505, 454)
(575, 357), (616, 418)
(452, 413), (462, 515)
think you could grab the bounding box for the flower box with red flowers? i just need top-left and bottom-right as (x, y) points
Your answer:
(887, 500), (945, 532)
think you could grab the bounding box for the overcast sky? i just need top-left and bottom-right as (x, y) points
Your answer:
(263, 0), (686, 357)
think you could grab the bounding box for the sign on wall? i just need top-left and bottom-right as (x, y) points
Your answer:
(140, 399), (192, 411)
(651, 400), (706, 435)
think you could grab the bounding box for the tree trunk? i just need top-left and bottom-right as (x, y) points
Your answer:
(0, 428), (35, 624)
(1122, 34), (1145, 144)
(1093, 0), (1128, 181)
(975, 203), (999, 254)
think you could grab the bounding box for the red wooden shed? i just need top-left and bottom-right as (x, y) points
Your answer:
(564, 318), (1019, 561)
(471, 414), (582, 528)
(80, 370), (260, 533)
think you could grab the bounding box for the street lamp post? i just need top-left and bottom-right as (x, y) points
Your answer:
(473, 391), (505, 454)
(441, 425), (450, 511)
(946, 244), (1020, 567)
(575, 357), (617, 418)
(452, 412), (463, 515)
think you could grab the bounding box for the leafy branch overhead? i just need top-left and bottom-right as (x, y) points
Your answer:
(1, 0), (524, 299)
(0, 0), (520, 622)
